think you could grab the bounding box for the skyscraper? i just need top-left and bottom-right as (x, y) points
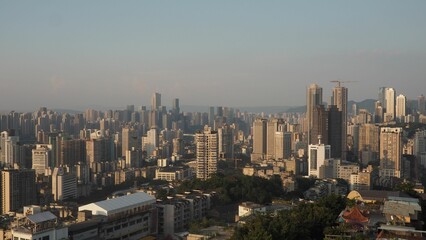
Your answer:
(122, 127), (138, 158)
(384, 87), (396, 122)
(218, 124), (234, 159)
(151, 92), (161, 111)
(266, 118), (284, 159)
(306, 84), (323, 145)
(196, 126), (218, 180)
(380, 127), (402, 178)
(311, 105), (328, 145)
(32, 144), (52, 175)
(358, 124), (379, 165)
(251, 118), (267, 162)
(332, 84), (348, 160)
(396, 94), (406, 122)
(328, 105), (343, 159)
(378, 87), (387, 109)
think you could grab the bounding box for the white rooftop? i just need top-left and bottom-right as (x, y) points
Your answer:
(79, 192), (155, 216)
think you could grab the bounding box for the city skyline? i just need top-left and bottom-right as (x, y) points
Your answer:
(1, 1), (426, 110)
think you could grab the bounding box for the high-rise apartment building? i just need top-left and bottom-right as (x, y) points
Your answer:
(358, 124), (379, 165)
(384, 88), (396, 122)
(52, 167), (77, 201)
(122, 127), (138, 158)
(196, 126), (218, 180)
(374, 101), (384, 123)
(218, 124), (234, 159)
(328, 105), (343, 159)
(32, 144), (52, 175)
(86, 135), (113, 164)
(143, 128), (158, 157)
(380, 127), (402, 178)
(1, 169), (37, 214)
(274, 131), (292, 160)
(152, 92), (161, 111)
(378, 87), (387, 109)
(396, 94), (406, 122)
(308, 136), (331, 178)
(311, 105), (328, 145)
(266, 118), (285, 159)
(414, 130), (426, 167)
(0, 130), (22, 167)
(251, 119), (267, 162)
(306, 84), (323, 145)
(332, 84), (348, 160)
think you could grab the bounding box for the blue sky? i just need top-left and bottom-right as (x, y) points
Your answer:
(1, 1), (426, 110)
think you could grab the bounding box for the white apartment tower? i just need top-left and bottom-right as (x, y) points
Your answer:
(396, 94), (406, 122)
(384, 87), (396, 122)
(196, 126), (218, 180)
(308, 136), (331, 178)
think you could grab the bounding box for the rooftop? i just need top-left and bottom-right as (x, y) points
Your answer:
(79, 192), (155, 216)
(27, 211), (57, 224)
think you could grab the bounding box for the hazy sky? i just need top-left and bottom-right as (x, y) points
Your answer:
(1, 1), (426, 111)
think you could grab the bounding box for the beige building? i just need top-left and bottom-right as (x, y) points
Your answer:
(380, 127), (403, 178)
(1, 169), (37, 214)
(32, 144), (52, 175)
(251, 118), (267, 161)
(196, 126), (218, 180)
(358, 124), (379, 165)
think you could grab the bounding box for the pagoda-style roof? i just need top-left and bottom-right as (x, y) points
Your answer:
(342, 206), (369, 223)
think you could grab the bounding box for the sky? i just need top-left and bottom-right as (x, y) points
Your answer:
(1, 1), (426, 111)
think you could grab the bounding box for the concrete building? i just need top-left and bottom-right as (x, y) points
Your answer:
(308, 136), (331, 178)
(274, 131), (292, 160)
(358, 124), (380, 165)
(251, 118), (267, 162)
(52, 167), (77, 201)
(1, 169), (37, 214)
(396, 94), (407, 122)
(196, 126), (218, 180)
(11, 211), (68, 240)
(414, 130), (426, 167)
(217, 124), (234, 159)
(385, 87), (396, 122)
(307, 84), (323, 145)
(155, 166), (193, 182)
(157, 192), (212, 238)
(331, 84), (348, 160)
(122, 127), (138, 158)
(152, 92), (161, 111)
(79, 192), (157, 239)
(32, 144), (52, 175)
(380, 127), (403, 178)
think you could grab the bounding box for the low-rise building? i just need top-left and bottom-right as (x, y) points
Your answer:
(11, 211), (68, 240)
(78, 192), (157, 239)
(155, 166), (193, 182)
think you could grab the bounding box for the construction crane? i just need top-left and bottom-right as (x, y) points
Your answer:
(330, 80), (358, 87)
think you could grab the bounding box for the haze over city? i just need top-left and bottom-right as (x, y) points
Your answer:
(1, 1), (426, 111)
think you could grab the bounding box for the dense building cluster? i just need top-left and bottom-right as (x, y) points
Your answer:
(1, 85), (426, 239)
